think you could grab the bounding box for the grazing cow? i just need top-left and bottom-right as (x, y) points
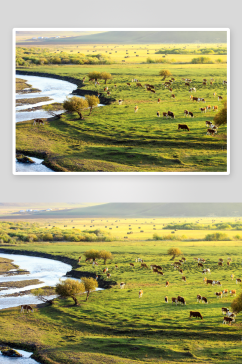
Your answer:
(203, 277), (207, 283)
(114, 84), (117, 88)
(210, 81), (213, 85)
(218, 96), (223, 100)
(33, 119), (44, 126)
(168, 111), (175, 119)
(215, 292), (223, 298)
(184, 110), (189, 117)
(130, 263), (134, 267)
(78, 256), (82, 262)
(168, 88), (172, 92)
(206, 105), (211, 110)
(218, 262), (223, 266)
(165, 281), (169, 287)
(107, 273), (111, 278)
(231, 274), (234, 280)
(192, 97), (198, 102)
(136, 82), (142, 87)
(157, 111), (160, 117)
(177, 296), (186, 305)
(213, 106), (218, 110)
(236, 278), (241, 284)
(207, 128), (217, 136)
(222, 289), (228, 295)
(107, 91), (111, 96)
(223, 80), (227, 85)
(222, 307), (229, 314)
(206, 121), (213, 127)
(120, 282), (125, 289)
(227, 311), (236, 318)
(134, 106), (138, 113)
(165, 296), (168, 303)
(223, 317), (234, 325)
(151, 89), (156, 93)
(96, 275), (99, 280)
(118, 99), (123, 105)
(227, 261), (230, 266)
(202, 269), (211, 274)
(141, 263), (148, 269)
(115, 265), (118, 269)
(104, 87), (108, 92)
(185, 82), (190, 86)
(227, 258), (232, 261)
(200, 107), (206, 113)
(189, 88), (196, 92)
(197, 294), (202, 302)
(158, 98), (161, 103)
(178, 124), (190, 131)
(172, 297), (178, 305)
(179, 269), (183, 274)
(201, 297), (208, 304)
(213, 281), (222, 286)
(139, 290), (143, 298)
(230, 290), (236, 296)
(127, 83), (131, 87)
(103, 268), (108, 273)
(198, 263), (204, 267)
(157, 271), (164, 275)
(171, 94), (175, 99)
(206, 279), (213, 285)
(190, 311), (203, 320)
(198, 98), (205, 103)
(182, 257), (186, 262)
(203, 79), (207, 82)
(202, 82), (207, 85)
(21, 305), (34, 313)
(174, 262), (181, 266)
(156, 266), (162, 270)
(188, 111), (194, 118)
(213, 92), (217, 97)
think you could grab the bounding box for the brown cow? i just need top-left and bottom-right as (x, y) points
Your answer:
(178, 124), (190, 131)
(206, 121), (213, 127)
(130, 263), (134, 267)
(230, 290), (236, 296)
(207, 129), (217, 136)
(33, 119), (44, 126)
(157, 111), (160, 117)
(206, 105), (211, 110)
(185, 82), (190, 86)
(206, 279), (213, 285)
(163, 112), (168, 118)
(190, 311), (203, 320)
(107, 273), (111, 278)
(213, 106), (218, 110)
(200, 107), (206, 113)
(218, 262), (223, 266)
(215, 292), (223, 298)
(182, 276), (186, 282)
(165, 281), (169, 287)
(165, 296), (168, 303)
(223, 317), (233, 325)
(134, 106), (138, 113)
(21, 305), (34, 313)
(201, 297), (208, 304)
(177, 296), (186, 305)
(218, 96), (223, 100)
(151, 89), (156, 93)
(198, 263), (204, 267)
(172, 297), (178, 305)
(171, 94), (175, 99)
(192, 97), (198, 102)
(227, 261), (230, 266)
(197, 294), (202, 302)
(141, 263), (148, 268)
(127, 83), (131, 87)
(236, 278), (241, 284)
(168, 111), (175, 119)
(213, 92), (217, 97)
(158, 98), (161, 103)
(104, 87), (108, 92)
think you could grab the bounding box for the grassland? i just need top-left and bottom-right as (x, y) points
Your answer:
(16, 60), (227, 172)
(0, 216), (241, 364)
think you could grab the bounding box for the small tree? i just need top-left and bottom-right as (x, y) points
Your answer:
(63, 96), (89, 120)
(55, 279), (85, 305)
(81, 277), (98, 301)
(84, 249), (100, 261)
(213, 99), (227, 126)
(159, 70), (172, 80)
(101, 72), (112, 84)
(167, 247), (182, 259)
(42, 104), (63, 119)
(231, 291), (242, 313)
(88, 71), (101, 81)
(85, 95), (100, 115)
(99, 250), (113, 264)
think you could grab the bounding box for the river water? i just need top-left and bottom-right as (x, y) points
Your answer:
(0, 348), (39, 364)
(0, 253), (72, 310)
(16, 75), (78, 123)
(15, 156), (53, 173)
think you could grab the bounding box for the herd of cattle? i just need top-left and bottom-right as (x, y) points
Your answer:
(100, 255), (240, 325)
(115, 77), (226, 136)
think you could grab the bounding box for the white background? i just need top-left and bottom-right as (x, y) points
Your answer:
(0, 0), (240, 202)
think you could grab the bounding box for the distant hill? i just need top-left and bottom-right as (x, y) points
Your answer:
(17, 31), (227, 45)
(34, 203), (242, 218)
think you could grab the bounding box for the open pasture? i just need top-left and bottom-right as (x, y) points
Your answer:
(16, 43), (227, 64)
(0, 216), (241, 363)
(16, 62), (227, 172)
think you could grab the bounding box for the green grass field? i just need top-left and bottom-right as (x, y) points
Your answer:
(16, 61), (227, 172)
(0, 216), (241, 364)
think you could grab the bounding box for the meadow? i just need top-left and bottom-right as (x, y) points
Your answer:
(0, 216), (241, 363)
(16, 59), (227, 172)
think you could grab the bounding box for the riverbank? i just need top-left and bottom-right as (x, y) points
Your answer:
(0, 249), (116, 289)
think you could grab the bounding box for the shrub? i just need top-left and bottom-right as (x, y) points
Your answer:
(100, 72), (112, 84)
(167, 247), (182, 259)
(204, 233), (230, 241)
(42, 233), (53, 242)
(234, 235), (241, 241)
(63, 96), (89, 120)
(213, 99), (227, 126)
(81, 277), (98, 301)
(191, 57), (213, 64)
(99, 250), (113, 264)
(56, 279), (85, 305)
(231, 291), (242, 313)
(84, 249), (100, 261)
(159, 70), (172, 79)
(87, 71), (101, 81)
